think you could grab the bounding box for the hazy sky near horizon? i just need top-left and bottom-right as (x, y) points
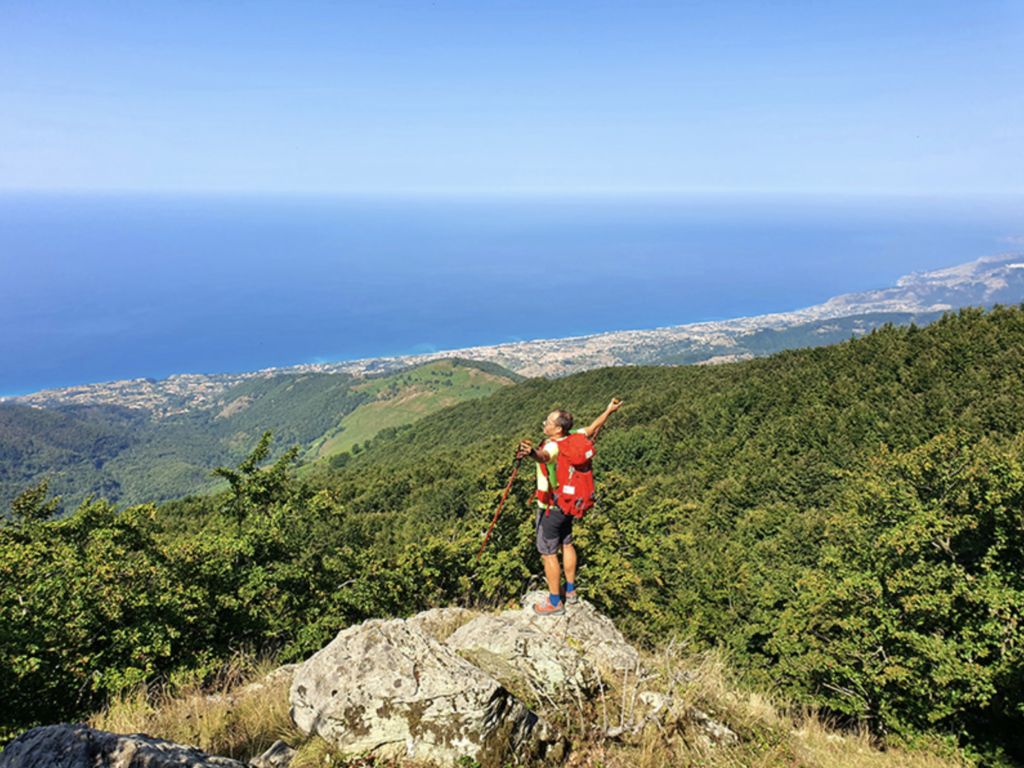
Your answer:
(2, 0), (1022, 197)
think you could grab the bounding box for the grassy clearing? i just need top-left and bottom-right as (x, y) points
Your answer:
(310, 362), (513, 460)
(86, 643), (970, 768)
(314, 389), (453, 457)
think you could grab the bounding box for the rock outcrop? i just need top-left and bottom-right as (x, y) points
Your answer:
(0, 724), (247, 768)
(289, 616), (565, 767)
(3, 597), (640, 768)
(288, 592), (643, 766)
(447, 594), (640, 699)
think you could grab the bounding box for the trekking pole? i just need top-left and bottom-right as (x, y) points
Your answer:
(476, 452), (524, 562)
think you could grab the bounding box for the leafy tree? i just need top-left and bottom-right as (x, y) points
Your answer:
(771, 432), (1024, 746)
(5, 479), (61, 527)
(0, 499), (195, 732)
(211, 431), (300, 524)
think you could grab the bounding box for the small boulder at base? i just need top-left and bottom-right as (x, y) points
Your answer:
(290, 618), (564, 767)
(250, 739), (296, 768)
(0, 724), (247, 768)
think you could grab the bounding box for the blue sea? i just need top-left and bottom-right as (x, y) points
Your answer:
(2, 193), (1023, 398)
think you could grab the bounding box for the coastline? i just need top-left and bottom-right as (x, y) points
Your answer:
(4, 252), (1022, 415)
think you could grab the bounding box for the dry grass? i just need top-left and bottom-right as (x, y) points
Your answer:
(557, 645), (970, 768)
(89, 655), (306, 763)
(87, 643), (971, 768)
(791, 714), (968, 768)
(287, 734), (354, 768)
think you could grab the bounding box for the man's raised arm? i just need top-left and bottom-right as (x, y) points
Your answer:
(582, 398), (622, 440)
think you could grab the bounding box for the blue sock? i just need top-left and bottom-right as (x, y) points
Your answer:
(549, 593), (561, 607)
(566, 582), (575, 593)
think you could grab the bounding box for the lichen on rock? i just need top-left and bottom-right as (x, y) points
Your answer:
(289, 617), (564, 767)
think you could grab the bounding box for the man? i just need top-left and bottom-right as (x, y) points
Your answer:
(518, 398), (621, 615)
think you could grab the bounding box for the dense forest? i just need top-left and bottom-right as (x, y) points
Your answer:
(3, 306), (1024, 763)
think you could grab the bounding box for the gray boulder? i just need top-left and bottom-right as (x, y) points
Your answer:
(289, 618), (564, 767)
(0, 724), (247, 768)
(446, 608), (600, 699)
(249, 740), (295, 768)
(405, 606), (480, 643)
(447, 592), (641, 696)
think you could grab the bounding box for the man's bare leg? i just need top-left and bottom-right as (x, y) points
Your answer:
(542, 554), (562, 596)
(563, 544), (577, 586)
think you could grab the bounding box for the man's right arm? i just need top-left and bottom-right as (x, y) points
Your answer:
(518, 440), (552, 464)
(581, 398), (622, 440)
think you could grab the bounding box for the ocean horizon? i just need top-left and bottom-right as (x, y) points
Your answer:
(2, 192), (1024, 398)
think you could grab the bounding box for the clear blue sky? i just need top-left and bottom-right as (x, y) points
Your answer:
(2, 0), (1021, 196)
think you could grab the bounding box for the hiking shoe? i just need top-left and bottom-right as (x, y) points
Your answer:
(533, 596), (566, 616)
(565, 588), (578, 605)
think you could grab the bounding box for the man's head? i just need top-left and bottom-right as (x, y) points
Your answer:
(543, 409), (573, 438)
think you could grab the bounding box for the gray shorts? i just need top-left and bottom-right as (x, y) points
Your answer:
(536, 505), (574, 556)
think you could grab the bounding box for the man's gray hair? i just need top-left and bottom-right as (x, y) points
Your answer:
(553, 409), (573, 435)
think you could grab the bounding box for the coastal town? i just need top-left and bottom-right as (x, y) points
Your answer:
(5, 253), (1022, 417)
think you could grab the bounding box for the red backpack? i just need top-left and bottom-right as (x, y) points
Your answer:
(553, 432), (597, 518)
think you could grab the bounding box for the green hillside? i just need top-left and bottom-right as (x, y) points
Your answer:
(305, 358), (521, 462)
(0, 359), (521, 511)
(4, 306), (1024, 762)
(0, 404), (146, 510)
